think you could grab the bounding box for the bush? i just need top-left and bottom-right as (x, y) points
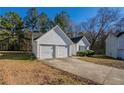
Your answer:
(77, 51), (86, 56)
(85, 50), (95, 56)
(76, 50), (95, 57)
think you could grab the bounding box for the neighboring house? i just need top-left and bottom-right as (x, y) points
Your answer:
(106, 31), (124, 59)
(32, 25), (73, 59)
(70, 36), (90, 55)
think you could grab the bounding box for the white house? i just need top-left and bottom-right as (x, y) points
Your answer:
(70, 36), (90, 55)
(106, 32), (124, 59)
(32, 25), (73, 59)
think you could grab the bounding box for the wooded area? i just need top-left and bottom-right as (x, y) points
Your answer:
(0, 8), (124, 54)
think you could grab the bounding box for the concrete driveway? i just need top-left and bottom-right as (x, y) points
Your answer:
(43, 57), (124, 85)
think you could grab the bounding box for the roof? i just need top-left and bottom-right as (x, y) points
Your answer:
(70, 36), (83, 43)
(106, 31), (124, 41)
(116, 31), (124, 37)
(32, 25), (73, 45)
(108, 31), (124, 38)
(32, 31), (44, 40)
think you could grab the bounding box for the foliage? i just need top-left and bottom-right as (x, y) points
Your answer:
(1, 12), (23, 31)
(38, 12), (56, 33)
(77, 51), (86, 56)
(80, 8), (120, 54)
(0, 7), (124, 53)
(54, 11), (73, 33)
(77, 50), (95, 57)
(0, 12), (24, 50)
(24, 8), (38, 31)
(85, 50), (95, 56)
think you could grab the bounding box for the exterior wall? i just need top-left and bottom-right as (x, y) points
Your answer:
(77, 39), (86, 51)
(36, 29), (69, 59)
(54, 27), (73, 45)
(117, 34), (124, 59)
(117, 49), (124, 59)
(32, 40), (37, 57)
(106, 34), (117, 58)
(35, 27), (73, 59)
(87, 46), (89, 50)
(118, 34), (124, 49)
(71, 38), (90, 56)
(37, 29), (67, 45)
(70, 44), (77, 55)
(36, 42), (40, 59)
(68, 45), (72, 56)
(82, 36), (90, 47)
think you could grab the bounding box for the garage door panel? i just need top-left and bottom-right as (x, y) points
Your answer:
(40, 45), (68, 59)
(56, 46), (68, 58)
(40, 45), (54, 59)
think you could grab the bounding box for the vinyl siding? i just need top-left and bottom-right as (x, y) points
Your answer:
(106, 34), (117, 58)
(118, 34), (124, 49)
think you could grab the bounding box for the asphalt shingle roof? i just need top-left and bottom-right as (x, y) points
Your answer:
(33, 31), (44, 40)
(116, 31), (124, 37)
(70, 36), (83, 43)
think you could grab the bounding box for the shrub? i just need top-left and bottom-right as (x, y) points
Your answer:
(85, 50), (95, 56)
(77, 51), (85, 56)
(76, 50), (95, 57)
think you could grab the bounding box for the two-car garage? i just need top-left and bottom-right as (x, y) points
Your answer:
(39, 45), (69, 59)
(32, 25), (73, 59)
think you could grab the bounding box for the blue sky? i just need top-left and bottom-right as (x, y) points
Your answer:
(0, 7), (124, 24)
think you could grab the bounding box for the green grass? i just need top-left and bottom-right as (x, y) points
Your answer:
(0, 52), (36, 60)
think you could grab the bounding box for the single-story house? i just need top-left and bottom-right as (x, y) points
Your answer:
(106, 31), (124, 59)
(32, 25), (73, 59)
(70, 36), (90, 55)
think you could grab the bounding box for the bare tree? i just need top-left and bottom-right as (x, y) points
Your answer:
(114, 17), (124, 32)
(81, 8), (120, 51)
(81, 17), (97, 45)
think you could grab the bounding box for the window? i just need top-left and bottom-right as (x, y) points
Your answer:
(79, 46), (85, 51)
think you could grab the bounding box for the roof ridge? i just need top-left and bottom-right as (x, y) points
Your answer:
(70, 35), (83, 39)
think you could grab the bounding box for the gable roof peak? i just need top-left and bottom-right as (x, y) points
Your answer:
(70, 35), (84, 43)
(109, 31), (124, 37)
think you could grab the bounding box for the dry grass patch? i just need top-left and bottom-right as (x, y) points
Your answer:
(79, 55), (124, 69)
(0, 59), (98, 85)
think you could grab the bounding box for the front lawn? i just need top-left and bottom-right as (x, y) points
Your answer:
(0, 52), (36, 60)
(0, 52), (98, 85)
(78, 55), (124, 69)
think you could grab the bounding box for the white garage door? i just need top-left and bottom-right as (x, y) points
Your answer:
(40, 45), (54, 59)
(118, 50), (124, 59)
(56, 46), (68, 58)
